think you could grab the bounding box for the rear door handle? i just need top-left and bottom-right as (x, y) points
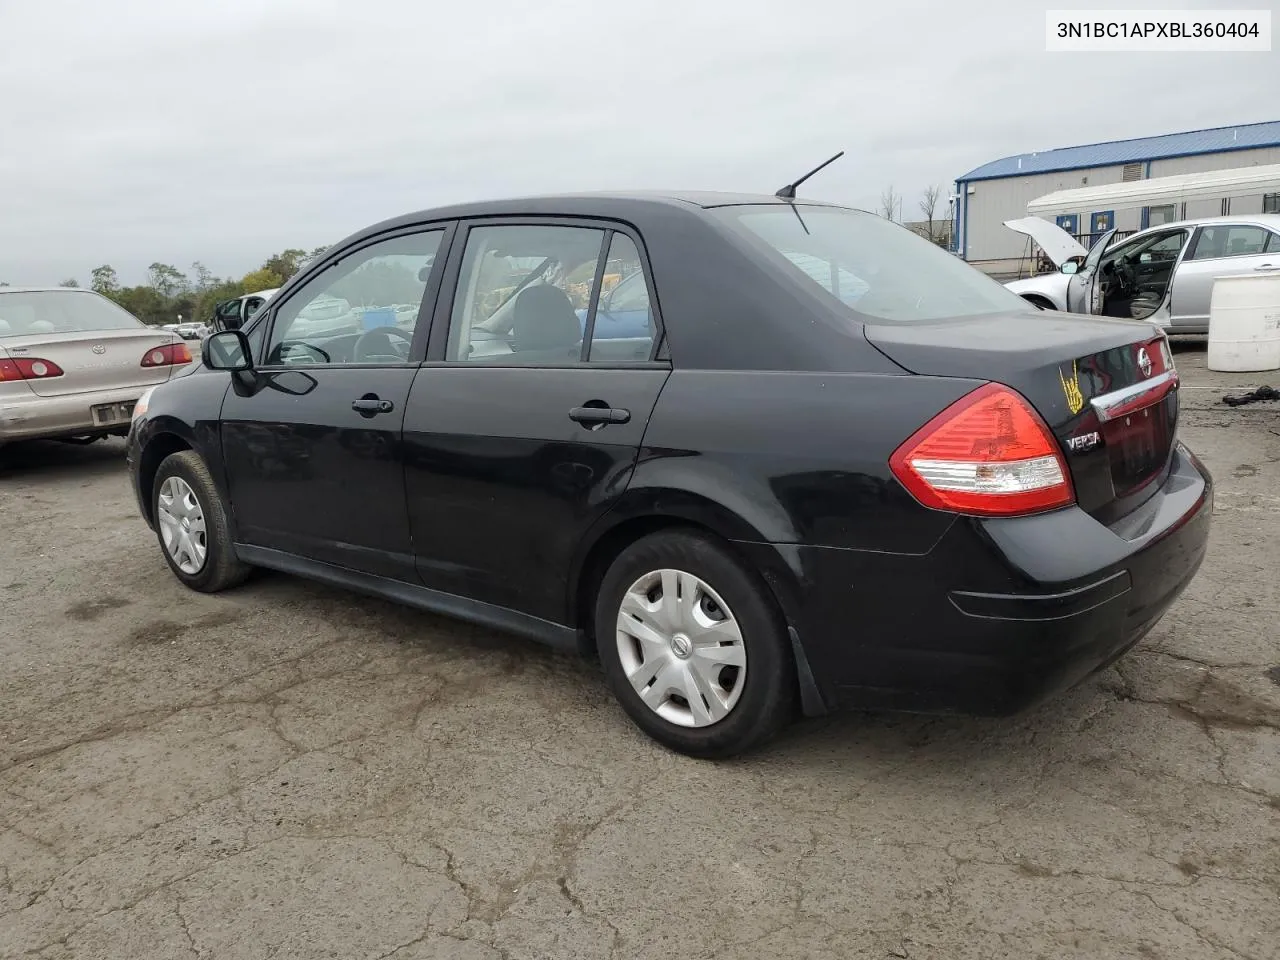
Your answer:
(1255, 264), (1277, 271)
(569, 405), (630, 425)
(352, 396), (394, 415)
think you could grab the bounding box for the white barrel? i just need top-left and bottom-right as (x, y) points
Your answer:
(1207, 273), (1280, 372)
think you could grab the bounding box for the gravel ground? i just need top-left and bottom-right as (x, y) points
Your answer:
(2, 343), (1278, 960)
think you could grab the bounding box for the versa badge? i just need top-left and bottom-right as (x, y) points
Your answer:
(1059, 359), (1084, 415)
(1067, 431), (1101, 453)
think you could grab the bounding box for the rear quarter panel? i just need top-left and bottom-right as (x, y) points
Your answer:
(607, 368), (980, 552)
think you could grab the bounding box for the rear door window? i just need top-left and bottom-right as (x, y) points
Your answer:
(445, 224), (606, 364)
(588, 233), (657, 363)
(1188, 225), (1271, 260)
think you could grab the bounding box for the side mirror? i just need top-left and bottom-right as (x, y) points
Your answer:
(203, 330), (252, 371)
(1060, 261), (1079, 275)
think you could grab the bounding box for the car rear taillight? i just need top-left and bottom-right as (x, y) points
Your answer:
(889, 382), (1074, 517)
(0, 357), (66, 381)
(140, 343), (192, 367)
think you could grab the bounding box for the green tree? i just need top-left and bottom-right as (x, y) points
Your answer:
(262, 249), (308, 283)
(193, 279), (245, 325)
(190, 261), (215, 292)
(113, 285), (169, 325)
(90, 265), (119, 296)
(147, 262), (188, 300)
(59, 278), (80, 288)
(240, 267), (284, 293)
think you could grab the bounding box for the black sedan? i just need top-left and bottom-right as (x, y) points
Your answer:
(127, 192), (1212, 758)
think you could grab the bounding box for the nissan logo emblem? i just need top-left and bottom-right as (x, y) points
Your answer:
(1137, 347), (1152, 378)
(91, 344), (106, 355)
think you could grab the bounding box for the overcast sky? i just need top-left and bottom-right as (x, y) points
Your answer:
(1, 0), (1276, 286)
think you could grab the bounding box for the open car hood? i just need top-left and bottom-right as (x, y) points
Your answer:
(1003, 216), (1088, 267)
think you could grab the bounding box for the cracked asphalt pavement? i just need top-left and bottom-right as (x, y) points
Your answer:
(2, 343), (1278, 960)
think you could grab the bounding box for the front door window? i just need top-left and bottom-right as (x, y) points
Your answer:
(266, 231), (443, 366)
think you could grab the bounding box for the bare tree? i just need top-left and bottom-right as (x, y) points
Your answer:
(879, 185), (901, 222)
(918, 184), (942, 242)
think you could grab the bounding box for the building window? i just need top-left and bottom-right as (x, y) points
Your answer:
(1122, 163), (1143, 182)
(1265, 193), (1280, 214)
(1148, 205), (1177, 226)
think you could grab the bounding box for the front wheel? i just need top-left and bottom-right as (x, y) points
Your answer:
(595, 530), (795, 758)
(152, 450), (250, 592)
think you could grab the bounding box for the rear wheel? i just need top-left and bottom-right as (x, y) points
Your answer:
(595, 530), (794, 758)
(152, 450), (250, 592)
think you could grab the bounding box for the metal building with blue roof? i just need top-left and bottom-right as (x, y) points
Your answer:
(952, 120), (1280, 274)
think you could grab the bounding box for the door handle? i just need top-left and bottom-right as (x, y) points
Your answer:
(352, 396), (394, 416)
(1255, 264), (1277, 271)
(569, 405), (630, 425)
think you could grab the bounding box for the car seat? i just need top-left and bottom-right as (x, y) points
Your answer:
(511, 284), (582, 362)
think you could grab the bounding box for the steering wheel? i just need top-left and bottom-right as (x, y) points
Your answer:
(353, 326), (411, 363)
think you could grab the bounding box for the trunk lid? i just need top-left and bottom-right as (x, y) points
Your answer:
(865, 311), (1178, 521)
(0, 328), (182, 397)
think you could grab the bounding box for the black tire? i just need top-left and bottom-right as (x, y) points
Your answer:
(595, 529), (795, 759)
(1021, 295), (1055, 311)
(151, 450), (250, 593)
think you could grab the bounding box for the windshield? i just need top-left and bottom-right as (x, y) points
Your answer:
(1107, 229), (1187, 264)
(714, 205), (1027, 322)
(0, 290), (144, 337)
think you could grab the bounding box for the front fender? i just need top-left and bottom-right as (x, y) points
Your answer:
(1005, 274), (1070, 311)
(129, 373), (232, 525)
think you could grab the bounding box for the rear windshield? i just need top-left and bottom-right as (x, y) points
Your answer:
(713, 205), (1027, 323)
(0, 290), (144, 337)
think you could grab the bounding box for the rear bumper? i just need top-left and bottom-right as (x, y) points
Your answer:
(738, 442), (1213, 716)
(0, 384), (148, 443)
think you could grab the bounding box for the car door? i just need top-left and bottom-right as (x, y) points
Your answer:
(403, 220), (670, 625)
(1169, 223), (1280, 329)
(1065, 227), (1117, 313)
(220, 225), (451, 581)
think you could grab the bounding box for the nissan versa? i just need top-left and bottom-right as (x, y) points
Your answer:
(126, 191), (1212, 758)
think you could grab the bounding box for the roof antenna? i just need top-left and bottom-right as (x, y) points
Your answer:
(775, 151), (845, 200)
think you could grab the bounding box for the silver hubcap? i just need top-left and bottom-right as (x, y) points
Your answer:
(615, 569), (747, 728)
(157, 476), (207, 575)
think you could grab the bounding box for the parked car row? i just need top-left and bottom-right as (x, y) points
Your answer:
(1004, 213), (1280, 333)
(162, 322), (211, 341)
(122, 190), (1211, 758)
